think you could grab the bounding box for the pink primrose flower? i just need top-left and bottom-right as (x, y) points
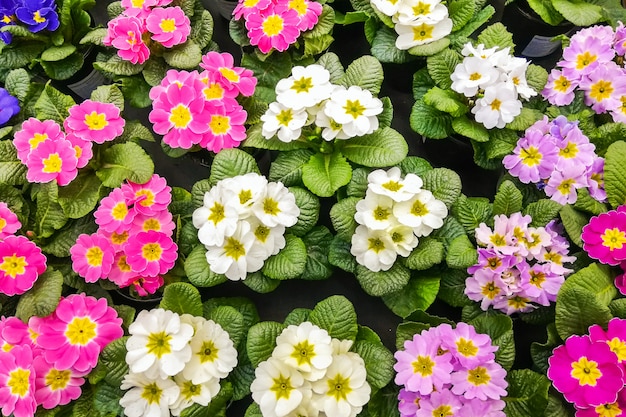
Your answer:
(542, 69), (578, 106)
(121, 174), (172, 215)
(149, 69), (202, 101)
(464, 268), (507, 311)
(233, 0), (273, 20)
(13, 118), (64, 163)
(0, 235), (46, 296)
(120, 0), (159, 18)
(102, 229), (131, 252)
(107, 253), (138, 287)
(94, 188), (136, 234)
(554, 125), (597, 170)
(450, 360), (508, 401)
(503, 128), (558, 184)
(561, 36), (615, 80)
(70, 233), (116, 283)
(64, 133), (93, 169)
(245, 4), (301, 53)
(37, 294), (124, 373)
(574, 24), (616, 45)
(467, 249), (517, 275)
(287, 0), (322, 31)
(198, 72), (238, 102)
(200, 51), (258, 97)
(0, 202), (20, 240)
(397, 388), (421, 417)
(33, 355), (86, 409)
(65, 100), (125, 144)
(575, 389), (626, 417)
(518, 262), (563, 306)
(579, 62), (626, 114)
(548, 335), (624, 408)
(614, 22), (626, 56)
(0, 317), (31, 352)
(103, 15), (150, 64)
(130, 210), (175, 236)
(582, 210), (626, 266)
(415, 388), (463, 417)
(589, 318), (626, 368)
(609, 92), (626, 123)
(615, 261), (626, 296)
(125, 274), (164, 296)
(544, 164), (588, 205)
(439, 322), (498, 369)
(0, 344), (36, 417)
(123, 230), (177, 277)
(199, 103), (248, 152)
(146, 6), (190, 48)
(25, 138), (78, 186)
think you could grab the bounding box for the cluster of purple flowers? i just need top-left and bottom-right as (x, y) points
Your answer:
(548, 318), (626, 416)
(0, 0), (60, 44)
(465, 213), (575, 315)
(503, 115), (604, 205)
(394, 322), (508, 417)
(542, 23), (626, 123)
(0, 87), (19, 127)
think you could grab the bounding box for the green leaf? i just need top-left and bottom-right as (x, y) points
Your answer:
(94, 55), (145, 76)
(469, 314), (515, 370)
(610, 298), (626, 319)
(301, 226), (334, 280)
(284, 308), (311, 326)
(268, 149), (314, 186)
(382, 276), (440, 318)
(426, 49), (461, 90)
(555, 286), (613, 340)
(526, 0), (565, 25)
(99, 336), (130, 387)
(371, 26), (413, 64)
(410, 99), (451, 139)
(328, 236), (357, 273)
(15, 268), (63, 321)
(58, 173), (102, 219)
(79, 28), (107, 46)
(243, 271), (281, 293)
(160, 282), (203, 317)
(558, 205), (586, 248)
(0, 43), (45, 70)
(438, 268), (474, 307)
(552, 0), (604, 26)
(404, 237), (444, 270)
(206, 305), (245, 348)
(559, 263), (616, 307)
(605, 141), (626, 208)
(451, 116), (490, 142)
(423, 87), (468, 117)
(42, 53), (84, 81)
(526, 64), (549, 96)
(34, 84), (75, 124)
(0, 185), (28, 228)
(446, 234), (478, 269)
(5, 69), (30, 102)
(90, 85), (125, 110)
(189, 10), (214, 49)
(504, 369), (550, 417)
(330, 197), (359, 242)
(0, 141), (27, 185)
(355, 262), (411, 296)
(346, 167), (370, 198)
(309, 295), (359, 341)
(302, 151), (352, 197)
(448, 0), (474, 31)
(408, 38), (451, 56)
(41, 44), (76, 62)
(476, 23), (515, 50)
(305, 4), (334, 36)
(185, 245), (228, 287)
(432, 215), (468, 248)
(93, 382), (124, 417)
(338, 55), (384, 96)
(163, 40), (202, 69)
(118, 120), (155, 143)
(120, 75), (152, 108)
(341, 127), (408, 167)
(96, 142), (155, 188)
(422, 167), (462, 208)
(209, 148), (260, 186)
(246, 321), (285, 367)
(33, 182), (69, 238)
(241, 52), (293, 96)
(242, 124), (309, 151)
(316, 52), (345, 83)
(523, 199), (563, 227)
(303, 34), (334, 57)
(263, 235), (307, 280)
(493, 180), (523, 216)
(352, 340), (395, 389)
(288, 186), (320, 237)
(573, 188), (607, 215)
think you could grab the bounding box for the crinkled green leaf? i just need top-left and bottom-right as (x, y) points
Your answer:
(493, 180), (523, 216)
(438, 268), (474, 307)
(33, 182), (69, 238)
(284, 308), (311, 326)
(305, 4), (335, 36)
(94, 55), (145, 76)
(338, 55), (384, 96)
(610, 298), (626, 319)
(160, 282), (203, 317)
(345, 167), (370, 198)
(530, 323), (561, 374)
(523, 199), (564, 227)
(371, 26), (413, 64)
(408, 38), (450, 57)
(302, 151), (352, 197)
(15, 268), (63, 321)
(5, 68), (30, 102)
(328, 236), (357, 273)
(504, 369), (551, 417)
(506, 108), (543, 131)
(303, 34), (334, 57)
(247, 321), (285, 367)
(559, 263), (616, 307)
(605, 141), (626, 208)
(189, 10), (214, 49)
(448, 0), (474, 31)
(243, 271), (281, 293)
(162, 40), (202, 69)
(269, 149), (314, 186)
(400, 157), (432, 177)
(316, 52), (345, 83)
(526, 64), (549, 96)
(262, 234), (307, 279)
(96, 142), (154, 188)
(352, 340), (395, 389)
(58, 172), (102, 219)
(330, 197), (359, 241)
(451, 116), (490, 142)
(119, 74), (152, 108)
(422, 167), (462, 208)
(432, 215), (467, 247)
(355, 262), (411, 296)
(559, 204), (587, 248)
(309, 295), (358, 341)
(446, 234), (478, 269)
(119, 120), (155, 142)
(573, 188), (607, 215)
(426, 48), (461, 90)
(34, 84), (75, 124)
(382, 276), (440, 318)
(242, 52), (293, 95)
(552, 0), (604, 26)
(79, 28), (107, 46)
(405, 237), (444, 270)
(410, 99), (451, 139)
(0, 141), (27, 185)
(526, 0), (564, 25)
(0, 185), (28, 227)
(208, 148), (260, 186)
(423, 87), (468, 117)
(41, 44), (76, 62)
(301, 226), (334, 280)
(99, 336), (130, 387)
(90, 84), (124, 111)
(142, 57), (169, 87)
(206, 305), (245, 348)
(289, 186), (320, 237)
(185, 245), (228, 287)
(470, 314), (515, 370)
(476, 23), (515, 50)
(0, 43), (45, 70)
(93, 381), (124, 417)
(341, 127), (408, 167)
(556, 286), (612, 340)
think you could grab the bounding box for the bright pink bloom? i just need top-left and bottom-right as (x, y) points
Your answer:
(13, 118), (64, 163)
(200, 52), (257, 97)
(575, 389), (626, 417)
(145, 6), (190, 48)
(582, 210), (626, 266)
(0, 344), (36, 417)
(198, 72), (238, 102)
(233, 0), (272, 20)
(0, 317), (30, 352)
(615, 261), (626, 296)
(589, 318), (626, 368)
(149, 69), (202, 101)
(548, 335), (624, 408)
(37, 294), (124, 373)
(121, 174), (172, 215)
(103, 15), (150, 64)
(125, 275), (164, 296)
(397, 388), (421, 417)
(102, 229), (131, 252)
(199, 103), (248, 152)
(120, 0), (158, 18)
(0, 236), (46, 296)
(123, 231), (177, 277)
(65, 100), (125, 144)
(288, 0), (322, 31)
(130, 210), (175, 237)
(107, 253), (138, 287)
(70, 233), (116, 283)
(0, 202), (20, 240)
(64, 133), (93, 169)
(94, 188), (136, 234)
(245, 4), (301, 53)
(25, 138), (78, 186)
(33, 355), (86, 409)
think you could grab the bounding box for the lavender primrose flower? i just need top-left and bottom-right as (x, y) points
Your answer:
(15, 0), (59, 33)
(0, 88), (19, 126)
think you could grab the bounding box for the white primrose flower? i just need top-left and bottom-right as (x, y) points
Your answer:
(315, 110), (352, 141)
(125, 308), (194, 380)
(251, 357), (312, 417)
(182, 319), (238, 384)
(247, 216), (286, 257)
(485, 46), (513, 69)
(393, 189), (448, 237)
(311, 353), (371, 417)
(370, 0), (401, 17)
(394, 18), (453, 50)
(252, 182), (300, 228)
(205, 220), (267, 280)
(471, 83), (522, 129)
(350, 225), (398, 272)
(276, 65), (334, 110)
(450, 56), (500, 97)
(354, 191), (396, 230)
(366, 167), (423, 202)
(323, 86), (382, 137)
(394, 0), (449, 25)
(461, 42), (499, 58)
(261, 102), (309, 143)
(192, 184), (240, 247)
(388, 222), (419, 257)
(501, 57), (537, 100)
(331, 338), (354, 355)
(120, 372), (181, 417)
(170, 373), (221, 416)
(220, 173), (269, 217)
(272, 322), (333, 382)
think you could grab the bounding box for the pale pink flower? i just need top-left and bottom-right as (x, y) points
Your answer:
(0, 202), (21, 240)
(65, 100), (125, 144)
(124, 231), (178, 277)
(25, 138), (78, 186)
(13, 118), (64, 163)
(121, 174), (172, 215)
(70, 233), (116, 283)
(146, 6), (190, 48)
(0, 235), (46, 296)
(103, 15), (150, 64)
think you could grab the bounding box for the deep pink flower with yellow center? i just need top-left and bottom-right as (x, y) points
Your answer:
(0, 235), (46, 296)
(233, 0), (272, 20)
(0, 344), (36, 417)
(130, 210), (175, 237)
(0, 317), (31, 353)
(200, 52), (257, 97)
(590, 318), (626, 369)
(70, 233), (116, 283)
(103, 15), (150, 64)
(121, 174), (172, 216)
(37, 293), (124, 373)
(124, 231), (178, 277)
(582, 210), (626, 266)
(107, 252), (138, 287)
(149, 69), (203, 101)
(125, 275), (164, 296)
(145, 6), (190, 48)
(25, 138), (78, 186)
(13, 118), (64, 163)
(575, 389), (626, 417)
(33, 355), (86, 409)
(94, 188), (136, 234)
(65, 100), (125, 144)
(287, 0), (322, 31)
(245, 4), (300, 53)
(199, 103), (248, 152)
(198, 71), (238, 102)
(120, 0), (158, 19)
(548, 335), (624, 408)
(64, 132), (93, 169)
(0, 202), (21, 240)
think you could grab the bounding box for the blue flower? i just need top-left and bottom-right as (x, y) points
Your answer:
(0, 0), (18, 44)
(0, 88), (20, 126)
(15, 0), (59, 33)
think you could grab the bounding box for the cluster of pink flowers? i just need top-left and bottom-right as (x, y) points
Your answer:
(542, 23), (626, 123)
(465, 213), (575, 314)
(232, 0), (323, 53)
(503, 116), (604, 205)
(70, 174), (177, 296)
(149, 51), (257, 153)
(0, 202), (46, 296)
(103, 0), (191, 64)
(581, 206), (626, 295)
(13, 100), (125, 186)
(0, 293), (123, 417)
(394, 322), (508, 417)
(548, 317), (626, 416)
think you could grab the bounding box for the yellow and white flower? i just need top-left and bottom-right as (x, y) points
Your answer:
(251, 357), (311, 417)
(322, 86), (382, 138)
(276, 65), (334, 110)
(120, 372), (181, 417)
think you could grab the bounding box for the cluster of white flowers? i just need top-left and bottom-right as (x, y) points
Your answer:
(261, 64), (383, 142)
(351, 168), (448, 272)
(250, 322), (371, 417)
(120, 308), (238, 417)
(450, 43), (537, 129)
(370, 0), (453, 50)
(192, 173), (300, 281)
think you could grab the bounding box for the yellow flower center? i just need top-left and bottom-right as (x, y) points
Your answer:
(412, 22), (434, 41)
(412, 355), (435, 376)
(263, 198), (280, 216)
(239, 189), (252, 204)
(290, 341), (316, 366)
(208, 202), (225, 225)
(490, 98), (502, 111)
(601, 228), (626, 251)
(159, 18), (176, 33)
(576, 52), (597, 70)
(0, 255), (27, 278)
(343, 99), (365, 119)
(559, 142), (579, 159)
(131, 0), (144, 7)
(507, 296), (529, 309)
(219, 67), (240, 83)
(291, 76), (313, 93)
(557, 179), (575, 195)
(143, 219), (161, 232)
(141, 382), (162, 404)
(277, 109), (294, 126)
(262, 15), (284, 37)
(45, 369), (71, 391)
(288, 0), (307, 15)
(136, 190), (155, 207)
(117, 255), (132, 272)
(65, 317), (97, 346)
(29, 133), (48, 149)
(86, 246), (104, 267)
(529, 270), (546, 288)
(410, 199), (428, 216)
(111, 231), (129, 246)
(520, 146), (541, 166)
(595, 402), (623, 417)
(254, 224), (271, 243)
(326, 374), (352, 401)
(146, 331), (172, 358)
(431, 405), (454, 417)
(469, 72), (481, 81)
(33, 11), (46, 23)
(224, 237), (246, 260)
(74, 145), (82, 159)
(412, 2), (431, 15)
(198, 340), (219, 363)
(456, 338), (478, 357)
(0, 218), (5, 232)
(486, 257), (501, 270)
(7, 368), (30, 397)
(84, 112), (108, 131)
(467, 366), (491, 386)
(489, 233), (506, 247)
(270, 374), (294, 400)
(382, 180), (402, 192)
(42, 153), (63, 173)
(373, 206), (391, 221)
(203, 83), (225, 100)
(481, 282), (499, 299)
(607, 337), (626, 363)
(169, 104), (192, 129)
(209, 115), (231, 135)
(111, 202), (128, 221)
(368, 237), (386, 253)
(554, 75), (571, 93)
(142, 243), (163, 262)
(181, 380), (201, 400)
(571, 356), (602, 386)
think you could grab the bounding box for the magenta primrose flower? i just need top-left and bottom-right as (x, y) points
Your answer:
(200, 52), (258, 97)
(0, 235), (46, 296)
(124, 230), (178, 277)
(64, 100), (125, 144)
(145, 6), (190, 48)
(130, 210), (175, 237)
(94, 187), (136, 234)
(575, 389), (626, 417)
(121, 173), (172, 215)
(589, 318), (626, 368)
(70, 233), (116, 283)
(233, 0), (272, 20)
(103, 15), (150, 64)
(200, 104), (248, 152)
(0, 317), (31, 353)
(25, 138), (78, 186)
(0, 202), (20, 240)
(33, 355), (86, 409)
(581, 209), (626, 266)
(13, 118), (64, 164)
(0, 344), (36, 417)
(245, 4), (301, 53)
(64, 133), (93, 169)
(289, 0), (323, 31)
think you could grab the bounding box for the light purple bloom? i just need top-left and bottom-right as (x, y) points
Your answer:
(554, 125), (597, 170)
(579, 61), (626, 113)
(561, 36), (615, 80)
(586, 157), (606, 202)
(415, 389), (462, 417)
(544, 164), (588, 205)
(503, 129), (558, 183)
(451, 361), (508, 400)
(542, 69), (578, 106)
(439, 322), (498, 368)
(398, 388), (421, 417)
